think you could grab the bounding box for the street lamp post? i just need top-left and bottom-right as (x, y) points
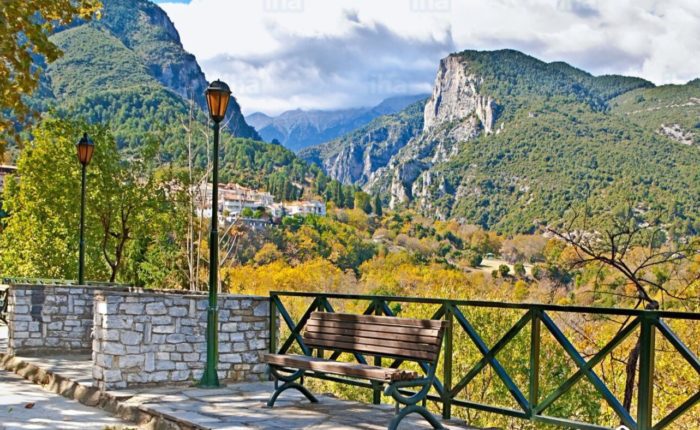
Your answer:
(76, 133), (94, 285)
(200, 80), (231, 387)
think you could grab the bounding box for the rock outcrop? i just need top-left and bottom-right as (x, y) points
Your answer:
(372, 54), (498, 210)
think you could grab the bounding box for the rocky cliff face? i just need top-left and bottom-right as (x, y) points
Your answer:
(299, 100), (426, 186)
(424, 55), (497, 136)
(369, 54), (499, 212)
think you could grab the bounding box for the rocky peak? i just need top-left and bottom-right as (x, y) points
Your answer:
(423, 55), (497, 136)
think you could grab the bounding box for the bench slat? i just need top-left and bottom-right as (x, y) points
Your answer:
(306, 319), (442, 338)
(309, 312), (444, 329)
(304, 324), (442, 345)
(304, 332), (439, 354)
(263, 354), (420, 382)
(304, 337), (437, 361)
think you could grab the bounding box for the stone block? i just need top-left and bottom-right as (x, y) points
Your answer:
(253, 302), (269, 317)
(145, 352), (155, 372)
(103, 369), (122, 383)
(167, 333), (186, 343)
(221, 323), (237, 331)
(220, 353), (242, 364)
(169, 307), (188, 317)
(95, 353), (113, 368)
(156, 360), (175, 371)
(153, 325), (175, 334)
(120, 303), (145, 315)
(248, 339), (266, 350)
(145, 302), (167, 315)
(171, 370), (190, 382)
(148, 371), (169, 382)
(103, 342), (126, 355)
(120, 330), (143, 345)
(183, 352), (200, 362)
(176, 343), (193, 353)
(119, 354), (145, 368)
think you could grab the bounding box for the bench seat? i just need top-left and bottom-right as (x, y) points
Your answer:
(263, 353), (420, 382)
(265, 311), (448, 430)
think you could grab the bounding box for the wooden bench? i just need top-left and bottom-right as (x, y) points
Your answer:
(264, 311), (448, 430)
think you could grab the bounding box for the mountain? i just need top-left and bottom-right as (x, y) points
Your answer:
(610, 80), (700, 146)
(304, 49), (700, 234)
(298, 100), (426, 186)
(8, 0), (366, 208)
(246, 94), (427, 152)
(32, 0), (259, 155)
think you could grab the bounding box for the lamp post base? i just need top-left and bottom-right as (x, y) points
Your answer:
(200, 305), (220, 388)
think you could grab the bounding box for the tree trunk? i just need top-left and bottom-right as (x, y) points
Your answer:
(622, 301), (658, 420)
(622, 340), (640, 413)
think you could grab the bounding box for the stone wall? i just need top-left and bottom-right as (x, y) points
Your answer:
(6, 284), (105, 355)
(92, 290), (270, 390)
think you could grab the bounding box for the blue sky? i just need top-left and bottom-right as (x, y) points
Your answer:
(158, 0), (700, 115)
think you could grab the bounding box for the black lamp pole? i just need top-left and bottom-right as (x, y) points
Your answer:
(200, 80), (231, 388)
(76, 133), (94, 285)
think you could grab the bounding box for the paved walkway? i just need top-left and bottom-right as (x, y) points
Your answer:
(127, 382), (477, 429)
(0, 334), (480, 429)
(0, 369), (131, 430)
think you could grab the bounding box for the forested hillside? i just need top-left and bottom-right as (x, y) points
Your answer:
(304, 49), (700, 234)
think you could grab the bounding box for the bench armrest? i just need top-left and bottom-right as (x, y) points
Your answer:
(384, 376), (434, 406)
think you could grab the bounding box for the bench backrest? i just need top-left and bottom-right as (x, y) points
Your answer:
(303, 312), (447, 364)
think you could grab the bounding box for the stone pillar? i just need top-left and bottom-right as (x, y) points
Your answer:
(6, 284), (101, 355)
(93, 290), (270, 390)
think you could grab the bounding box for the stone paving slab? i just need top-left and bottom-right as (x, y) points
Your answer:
(17, 354), (94, 385)
(0, 369), (131, 430)
(130, 381), (480, 429)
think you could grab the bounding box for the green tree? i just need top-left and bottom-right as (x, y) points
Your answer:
(467, 251), (483, 268)
(0, 0), (101, 142)
(373, 194), (383, 217)
(0, 117), (169, 283)
(354, 191), (372, 214)
(498, 264), (511, 278)
(514, 262), (526, 278)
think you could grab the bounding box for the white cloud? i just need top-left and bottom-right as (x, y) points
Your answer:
(159, 0), (700, 115)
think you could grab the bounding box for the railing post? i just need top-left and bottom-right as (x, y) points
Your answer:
(637, 312), (657, 430)
(269, 294), (277, 354)
(373, 298), (383, 405)
(443, 302), (453, 420)
(529, 307), (541, 419)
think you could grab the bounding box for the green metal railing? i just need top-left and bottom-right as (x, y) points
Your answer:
(269, 291), (700, 430)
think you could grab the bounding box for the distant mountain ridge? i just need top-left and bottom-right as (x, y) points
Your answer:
(36, 0), (259, 151)
(302, 49), (700, 233)
(246, 94), (428, 152)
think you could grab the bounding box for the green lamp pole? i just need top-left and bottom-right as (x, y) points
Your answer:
(200, 80), (231, 387)
(76, 133), (94, 285)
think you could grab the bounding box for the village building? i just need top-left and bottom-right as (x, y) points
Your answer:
(196, 182), (326, 221)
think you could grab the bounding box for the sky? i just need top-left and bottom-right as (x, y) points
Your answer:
(156, 0), (700, 116)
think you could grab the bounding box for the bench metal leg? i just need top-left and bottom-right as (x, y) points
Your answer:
(389, 404), (445, 430)
(267, 381), (319, 407)
(266, 366), (319, 407)
(385, 375), (445, 430)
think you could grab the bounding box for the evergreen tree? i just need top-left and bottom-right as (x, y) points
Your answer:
(373, 194), (383, 217)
